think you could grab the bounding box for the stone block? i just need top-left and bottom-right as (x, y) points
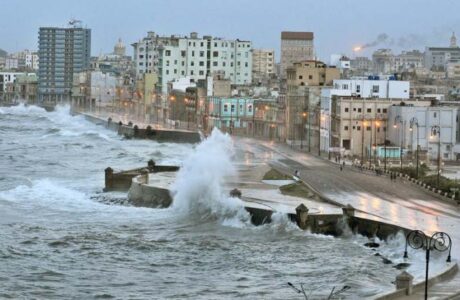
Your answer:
(395, 271), (414, 295)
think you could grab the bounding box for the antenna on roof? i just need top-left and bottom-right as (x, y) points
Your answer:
(68, 19), (82, 28)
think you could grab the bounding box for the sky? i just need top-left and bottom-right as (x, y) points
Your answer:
(1, 0), (460, 62)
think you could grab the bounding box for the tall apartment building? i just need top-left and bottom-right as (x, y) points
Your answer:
(280, 31), (314, 79)
(133, 32), (252, 94)
(252, 49), (275, 82)
(38, 23), (91, 102)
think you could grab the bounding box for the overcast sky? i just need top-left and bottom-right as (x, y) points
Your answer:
(1, 0), (459, 62)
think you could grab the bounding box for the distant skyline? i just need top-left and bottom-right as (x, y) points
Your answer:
(1, 0), (459, 62)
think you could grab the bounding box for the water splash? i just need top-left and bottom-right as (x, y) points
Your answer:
(171, 128), (249, 223)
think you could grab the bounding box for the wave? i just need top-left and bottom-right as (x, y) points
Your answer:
(170, 128), (250, 226)
(0, 103), (47, 115)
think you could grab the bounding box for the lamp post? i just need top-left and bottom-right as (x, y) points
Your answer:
(384, 119), (387, 171)
(375, 121), (380, 166)
(410, 117), (420, 178)
(301, 112), (307, 149)
(362, 120), (367, 167)
(403, 230), (452, 300)
(431, 125), (441, 188)
(369, 120), (373, 168)
(308, 110), (311, 152)
(394, 115), (403, 172)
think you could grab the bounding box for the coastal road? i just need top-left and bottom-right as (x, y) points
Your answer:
(235, 138), (460, 298)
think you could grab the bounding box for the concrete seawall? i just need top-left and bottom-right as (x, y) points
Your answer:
(80, 112), (201, 143)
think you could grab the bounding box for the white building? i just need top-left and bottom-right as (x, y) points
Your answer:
(25, 52), (39, 70)
(133, 32), (252, 93)
(388, 105), (460, 161)
(332, 77), (410, 99)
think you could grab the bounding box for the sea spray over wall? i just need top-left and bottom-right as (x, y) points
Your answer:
(171, 128), (249, 223)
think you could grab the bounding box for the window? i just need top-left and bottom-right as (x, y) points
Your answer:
(200, 42), (204, 47)
(181, 71), (185, 75)
(356, 85), (360, 93)
(444, 153), (449, 159)
(377, 108), (381, 113)
(357, 126), (361, 131)
(166, 60), (170, 66)
(190, 70), (194, 75)
(248, 105), (253, 113)
(372, 85), (379, 93)
(299, 75), (303, 80)
(367, 108), (371, 113)
(213, 61), (218, 66)
(344, 107), (349, 112)
(342, 84), (348, 89)
(223, 62), (226, 67)
(165, 50), (171, 56)
(166, 70), (169, 75)
(200, 51), (204, 57)
(352, 126), (356, 130)
(383, 108), (387, 113)
(434, 112), (437, 118)
(366, 126), (371, 131)
(309, 75), (313, 79)
(353, 108), (357, 112)
(199, 70), (204, 75)
(447, 145), (451, 151)
(344, 126), (349, 131)
(181, 51), (186, 57)
(199, 61), (204, 66)
(358, 108), (362, 113)
(231, 104), (235, 112)
(174, 60), (178, 65)
(213, 51), (218, 57)
(192, 51), (195, 57)
(245, 62), (248, 67)
(191, 61), (194, 66)
(139, 55), (144, 59)
(224, 104), (228, 112)
(181, 61), (185, 66)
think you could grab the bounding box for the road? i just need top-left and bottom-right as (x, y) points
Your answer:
(235, 138), (460, 299)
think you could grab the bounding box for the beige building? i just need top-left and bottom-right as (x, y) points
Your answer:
(331, 97), (432, 160)
(287, 60), (339, 87)
(286, 60), (340, 148)
(252, 49), (275, 82)
(280, 31), (314, 78)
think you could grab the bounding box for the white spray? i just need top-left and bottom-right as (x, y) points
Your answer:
(171, 128), (249, 224)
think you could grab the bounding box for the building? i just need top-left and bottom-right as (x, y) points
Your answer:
(446, 62), (460, 79)
(372, 49), (394, 74)
(332, 77), (410, 99)
(280, 31), (314, 78)
(0, 72), (36, 103)
(206, 97), (254, 134)
(287, 60), (339, 87)
(285, 60), (340, 147)
(425, 33), (460, 70)
(350, 56), (373, 74)
(114, 38), (126, 56)
(133, 32), (252, 93)
(388, 104), (460, 162)
(25, 52), (39, 70)
(392, 50), (424, 71)
(252, 49), (275, 82)
(38, 21), (91, 103)
(331, 98), (432, 159)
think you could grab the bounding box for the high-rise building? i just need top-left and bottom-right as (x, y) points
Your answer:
(280, 31), (314, 78)
(38, 21), (91, 102)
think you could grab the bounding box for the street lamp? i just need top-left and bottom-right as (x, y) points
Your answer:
(403, 230), (452, 300)
(431, 125), (441, 188)
(362, 120), (367, 166)
(394, 115), (404, 172)
(384, 119), (388, 172)
(301, 112), (307, 149)
(410, 117), (420, 178)
(375, 121), (380, 166)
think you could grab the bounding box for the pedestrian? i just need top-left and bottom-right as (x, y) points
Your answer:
(340, 165), (343, 171)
